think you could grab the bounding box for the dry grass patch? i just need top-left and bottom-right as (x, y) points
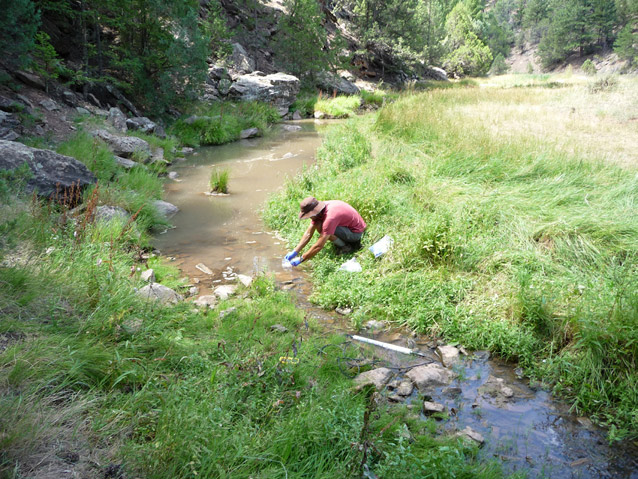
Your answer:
(470, 75), (638, 169)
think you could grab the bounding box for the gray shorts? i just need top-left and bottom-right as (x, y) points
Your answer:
(334, 226), (363, 244)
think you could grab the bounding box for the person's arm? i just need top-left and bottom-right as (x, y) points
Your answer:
(300, 234), (330, 262)
(293, 223), (318, 253)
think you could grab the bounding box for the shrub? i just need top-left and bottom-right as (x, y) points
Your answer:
(588, 75), (618, 94)
(489, 53), (509, 75)
(581, 59), (597, 76)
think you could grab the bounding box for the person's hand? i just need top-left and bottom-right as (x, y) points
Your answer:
(285, 251), (298, 261)
(290, 256), (303, 267)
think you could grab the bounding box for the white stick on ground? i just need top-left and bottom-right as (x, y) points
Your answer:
(352, 335), (417, 355)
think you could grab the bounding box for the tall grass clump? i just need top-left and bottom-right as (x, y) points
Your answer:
(209, 167), (229, 193)
(315, 93), (361, 118)
(266, 80), (638, 438)
(171, 101), (280, 147)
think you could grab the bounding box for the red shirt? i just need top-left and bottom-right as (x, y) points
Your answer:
(312, 200), (366, 236)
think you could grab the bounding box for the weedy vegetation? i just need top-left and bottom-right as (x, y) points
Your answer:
(265, 74), (638, 440)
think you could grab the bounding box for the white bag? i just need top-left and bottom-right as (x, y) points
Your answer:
(339, 257), (362, 272)
(369, 235), (393, 258)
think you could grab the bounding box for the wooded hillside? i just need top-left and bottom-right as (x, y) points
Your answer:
(1, 0), (637, 111)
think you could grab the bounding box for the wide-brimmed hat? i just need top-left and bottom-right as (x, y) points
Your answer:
(299, 196), (326, 219)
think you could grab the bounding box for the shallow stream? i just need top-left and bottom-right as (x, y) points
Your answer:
(154, 121), (638, 479)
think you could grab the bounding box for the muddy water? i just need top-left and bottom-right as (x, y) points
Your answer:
(154, 121), (324, 286)
(154, 122), (638, 479)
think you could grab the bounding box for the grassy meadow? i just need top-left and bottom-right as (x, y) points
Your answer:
(265, 74), (638, 440)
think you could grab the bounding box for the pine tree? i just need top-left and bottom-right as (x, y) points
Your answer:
(538, 0), (593, 67)
(590, 0), (617, 47)
(275, 0), (342, 83)
(0, 0), (40, 68)
(614, 24), (638, 65)
(443, 2), (493, 75)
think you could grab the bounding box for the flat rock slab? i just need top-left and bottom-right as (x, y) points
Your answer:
(478, 375), (514, 406)
(195, 263), (213, 275)
(237, 274), (253, 287)
(270, 324), (288, 333)
(405, 364), (456, 391)
(214, 285), (237, 300)
(455, 426), (484, 445)
(194, 295), (217, 309)
(115, 156), (142, 170)
(92, 129), (151, 160)
(137, 283), (183, 304)
(437, 345), (461, 366)
(423, 401), (445, 414)
(354, 367), (393, 390)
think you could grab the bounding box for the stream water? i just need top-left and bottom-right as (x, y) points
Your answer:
(154, 121), (638, 479)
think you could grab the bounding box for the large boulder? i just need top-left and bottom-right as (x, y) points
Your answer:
(0, 140), (96, 198)
(92, 130), (151, 160)
(229, 43), (255, 75)
(228, 73), (300, 116)
(316, 71), (360, 95)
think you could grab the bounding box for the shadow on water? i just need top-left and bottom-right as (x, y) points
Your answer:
(154, 121), (638, 479)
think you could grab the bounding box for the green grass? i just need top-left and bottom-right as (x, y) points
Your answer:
(0, 188), (506, 478)
(170, 101), (281, 147)
(315, 94), (362, 118)
(290, 91), (318, 116)
(209, 167), (229, 193)
(56, 131), (167, 233)
(265, 81), (638, 439)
